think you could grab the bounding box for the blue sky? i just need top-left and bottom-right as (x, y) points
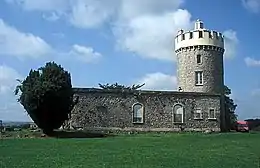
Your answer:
(0, 0), (260, 121)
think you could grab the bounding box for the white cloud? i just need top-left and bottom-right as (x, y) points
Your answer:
(242, 0), (260, 13)
(135, 72), (177, 91)
(5, 0), (239, 62)
(223, 30), (239, 59)
(6, 0), (117, 29)
(66, 44), (102, 63)
(69, 0), (117, 29)
(15, 0), (189, 61)
(0, 65), (30, 121)
(117, 0), (184, 21)
(0, 19), (53, 59)
(114, 9), (192, 62)
(0, 65), (22, 94)
(0, 18), (102, 63)
(112, 0), (192, 62)
(244, 57), (260, 67)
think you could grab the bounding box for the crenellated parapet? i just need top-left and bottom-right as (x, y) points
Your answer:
(175, 20), (224, 52)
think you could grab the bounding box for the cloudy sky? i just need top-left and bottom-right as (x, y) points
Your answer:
(0, 0), (260, 121)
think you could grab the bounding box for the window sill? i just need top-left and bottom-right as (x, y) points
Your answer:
(208, 118), (217, 120)
(195, 84), (203, 86)
(133, 122), (144, 124)
(173, 122), (184, 124)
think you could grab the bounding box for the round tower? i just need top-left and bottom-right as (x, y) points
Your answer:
(175, 19), (225, 94)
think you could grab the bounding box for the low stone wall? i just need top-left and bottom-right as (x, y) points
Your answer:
(67, 88), (222, 133)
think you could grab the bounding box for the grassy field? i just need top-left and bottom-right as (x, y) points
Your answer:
(0, 132), (260, 168)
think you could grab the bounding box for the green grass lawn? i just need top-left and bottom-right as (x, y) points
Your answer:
(0, 132), (260, 168)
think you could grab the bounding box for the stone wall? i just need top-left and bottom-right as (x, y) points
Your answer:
(67, 88), (222, 132)
(176, 45), (224, 94)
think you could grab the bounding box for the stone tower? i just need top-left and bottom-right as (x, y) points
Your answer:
(175, 19), (225, 94)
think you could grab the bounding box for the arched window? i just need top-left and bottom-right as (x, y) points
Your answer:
(132, 103), (144, 123)
(173, 104), (184, 123)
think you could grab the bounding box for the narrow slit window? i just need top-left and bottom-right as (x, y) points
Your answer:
(208, 32), (212, 38)
(189, 32), (193, 39)
(197, 54), (202, 64)
(199, 31), (203, 38)
(182, 34), (185, 40)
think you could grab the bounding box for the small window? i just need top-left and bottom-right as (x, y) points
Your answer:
(133, 103), (144, 123)
(194, 109), (202, 119)
(195, 71), (203, 85)
(189, 32), (193, 39)
(182, 34), (185, 40)
(199, 22), (203, 29)
(196, 54), (202, 64)
(213, 32), (218, 39)
(208, 32), (212, 38)
(173, 104), (184, 123)
(199, 31), (203, 38)
(208, 109), (216, 119)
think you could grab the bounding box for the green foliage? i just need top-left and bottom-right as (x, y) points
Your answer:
(98, 83), (145, 91)
(14, 62), (74, 133)
(224, 85), (238, 130)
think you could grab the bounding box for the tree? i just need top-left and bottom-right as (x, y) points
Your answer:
(14, 62), (74, 134)
(224, 85), (238, 130)
(98, 83), (145, 91)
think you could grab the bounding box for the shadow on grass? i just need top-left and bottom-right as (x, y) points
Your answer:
(47, 130), (115, 139)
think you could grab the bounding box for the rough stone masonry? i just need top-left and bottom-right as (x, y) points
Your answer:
(66, 88), (221, 133)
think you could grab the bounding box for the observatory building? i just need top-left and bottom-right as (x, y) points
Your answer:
(66, 20), (227, 132)
(175, 19), (224, 94)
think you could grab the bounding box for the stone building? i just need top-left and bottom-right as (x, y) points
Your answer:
(67, 20), (227, 132)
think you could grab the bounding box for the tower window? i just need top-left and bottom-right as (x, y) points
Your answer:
(213, 32), (218, 39)
(196, 54), (202, 64)
(189, 32), (193, 39)
(195, 71), (203, 85)
(199, 31), (203, 38)
(181, 34), (185, 40)
(208, 32), (212, 38)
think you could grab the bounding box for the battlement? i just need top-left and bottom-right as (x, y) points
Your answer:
(174, 20), (224, 51)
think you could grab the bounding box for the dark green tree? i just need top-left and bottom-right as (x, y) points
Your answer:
(224, 85), (238, 130)
(14, 62), (74, 134)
